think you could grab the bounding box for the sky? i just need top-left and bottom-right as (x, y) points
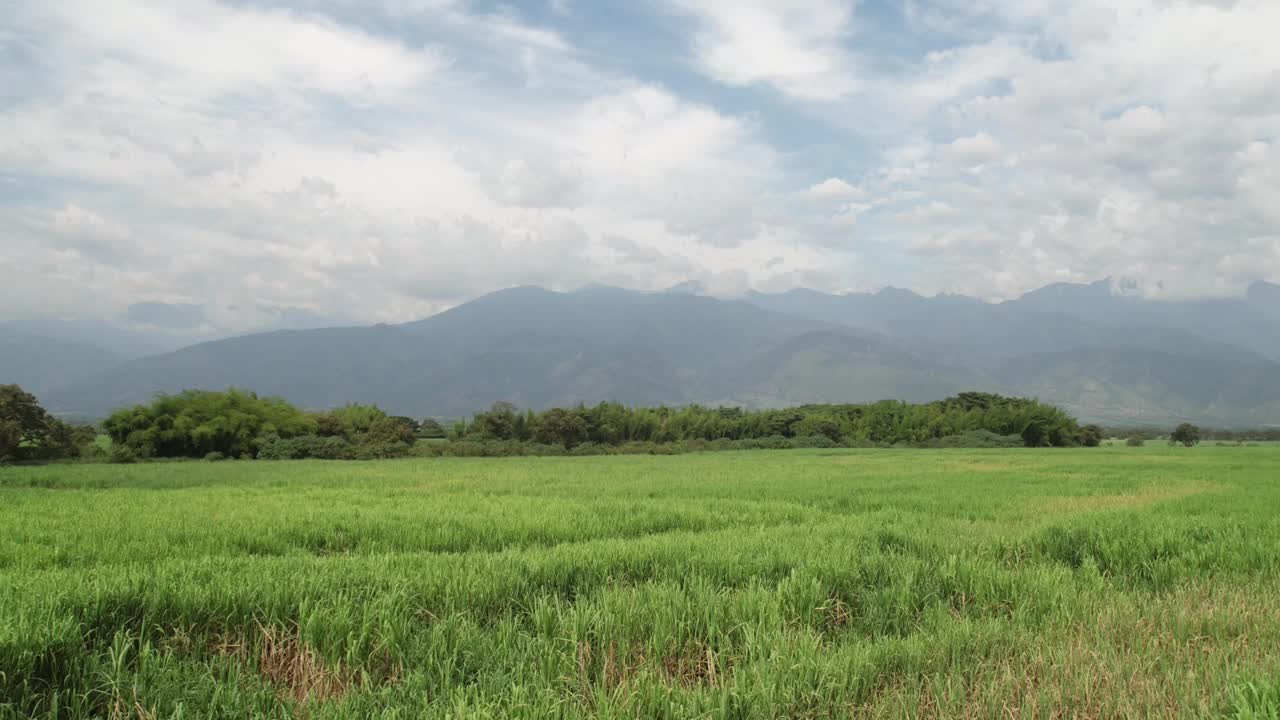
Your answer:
(1, 0), (1278, 337)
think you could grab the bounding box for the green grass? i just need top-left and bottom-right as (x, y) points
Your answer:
(2, 447), (1279, 719)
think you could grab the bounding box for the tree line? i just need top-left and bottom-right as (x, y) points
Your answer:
(0, 384), (1142, 464)
(452, 392), (1099, 449)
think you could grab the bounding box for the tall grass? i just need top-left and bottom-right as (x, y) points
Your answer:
(2, 447), (1278, 718)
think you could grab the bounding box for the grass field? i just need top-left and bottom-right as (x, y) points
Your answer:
(2, 447), (1279, 719)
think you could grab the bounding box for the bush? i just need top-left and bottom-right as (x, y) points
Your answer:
(739, 435), (794, 450)
(569, 442), (609, 457)
(109, 445), (138, 464)
(1126, 435), (1146, 447)
(921, 430), (1025, 449)
(204, 451), (227, 462)
(350, 441), (412, 460)
(1077, 424), (1104, 447)
(792, 435), (838, 449)
(614, 441), (679, 455)
(417, 418), (447, 439)
(361, 417), (417, 446)
(257, 435), (355, 460)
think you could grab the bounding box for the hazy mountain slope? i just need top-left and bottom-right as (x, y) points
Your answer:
(404, 339), (692, 417)
(1008, 280), (1280, 359)
(40, 287), (832, 417)
(742, 287), (976, 335)
(745, 287), (1265, 361)
(24, 281), (1280, 425)
(1, 319), (171, 358)
(720, 331), (988, 407)
(45, 325), (426, 416)
(1247, 280), (1280, 318)
(403, 286), (825, 370)
(0, 329), (123, 397)
(1001, 347), (1280, 425)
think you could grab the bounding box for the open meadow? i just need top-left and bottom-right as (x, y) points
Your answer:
(2, 447), (1280, 719)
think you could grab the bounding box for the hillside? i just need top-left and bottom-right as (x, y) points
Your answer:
(0, 329), (123, 397)
(15, 281), (1280, 425)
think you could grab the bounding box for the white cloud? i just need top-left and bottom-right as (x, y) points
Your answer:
(668, 0), (860, 100)
(43, 0), (443, 101)
(946, 133), (1003, 166)
(843, 0), (1280, 298)
(2, 0), (1277, 332)
(804, 177), (865, 201)
(0, 0), (840, 330)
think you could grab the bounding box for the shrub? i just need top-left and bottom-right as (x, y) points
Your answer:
(257, 435), (355, 460)
(349, 441), (411, 460)
(739, 435), (794, 450)
(618, 441), (679, 455)
(569, 442), (609, 457)
(1126, 435), (1146, 447)
(792, 435), (838, 449)
(417, 418), (447, 439)
(204, 451), (228, 462)
(360, 418), (416, 446)
(1077, 424), (1104, 447)
(922, 430), (1025, 449)
(108, 445), (138, 464)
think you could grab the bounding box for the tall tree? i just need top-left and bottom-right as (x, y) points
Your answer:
(1170, 423), (1201, 447)
(0, 384), (79, 461)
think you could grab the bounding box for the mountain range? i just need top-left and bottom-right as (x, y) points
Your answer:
(4, 279), (1279, 426)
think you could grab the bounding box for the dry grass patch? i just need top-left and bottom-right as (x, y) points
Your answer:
(575, 640), (732, 698)
(852, 581), (1280, 720)
(211, 624), (363, 709)
(1036, 483), (1219, 516)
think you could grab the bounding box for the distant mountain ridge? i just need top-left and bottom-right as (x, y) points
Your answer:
(5, 279), (1279, 426)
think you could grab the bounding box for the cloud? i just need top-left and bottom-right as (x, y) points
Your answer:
(126, 302), (207, 330)
(1, 0), (838, 331)
(840, 0), (1280, 298)
(945, 133), (1003, 166)
(667, 0), (860, 100)
(1, 0), (1277, 334)
(602, 234), (664, 265)
(804, 178), (865, 201)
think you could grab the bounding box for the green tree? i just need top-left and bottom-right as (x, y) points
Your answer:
(1126, 434), (1145, 447)
(0, 418), (20, 461)
(0, 384), (78, 461)
(474, 402), (518, 440)
(794, 414), (844, 443)
(103, 389), (317, 458)
(1170, 423), (1201, 447)
(418, 418), (446, 439)
(532, 407), (588, 448)
(312, 412), (346, 437)
(1077, 424), (1104, 447)
(0, 384), (51, 458)
(363, 417), (416, 445)
(330, 404), (388, 435)
(390, 416), (421, 434)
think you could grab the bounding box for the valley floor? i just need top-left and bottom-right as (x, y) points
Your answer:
(2, 448), (1279, 719)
